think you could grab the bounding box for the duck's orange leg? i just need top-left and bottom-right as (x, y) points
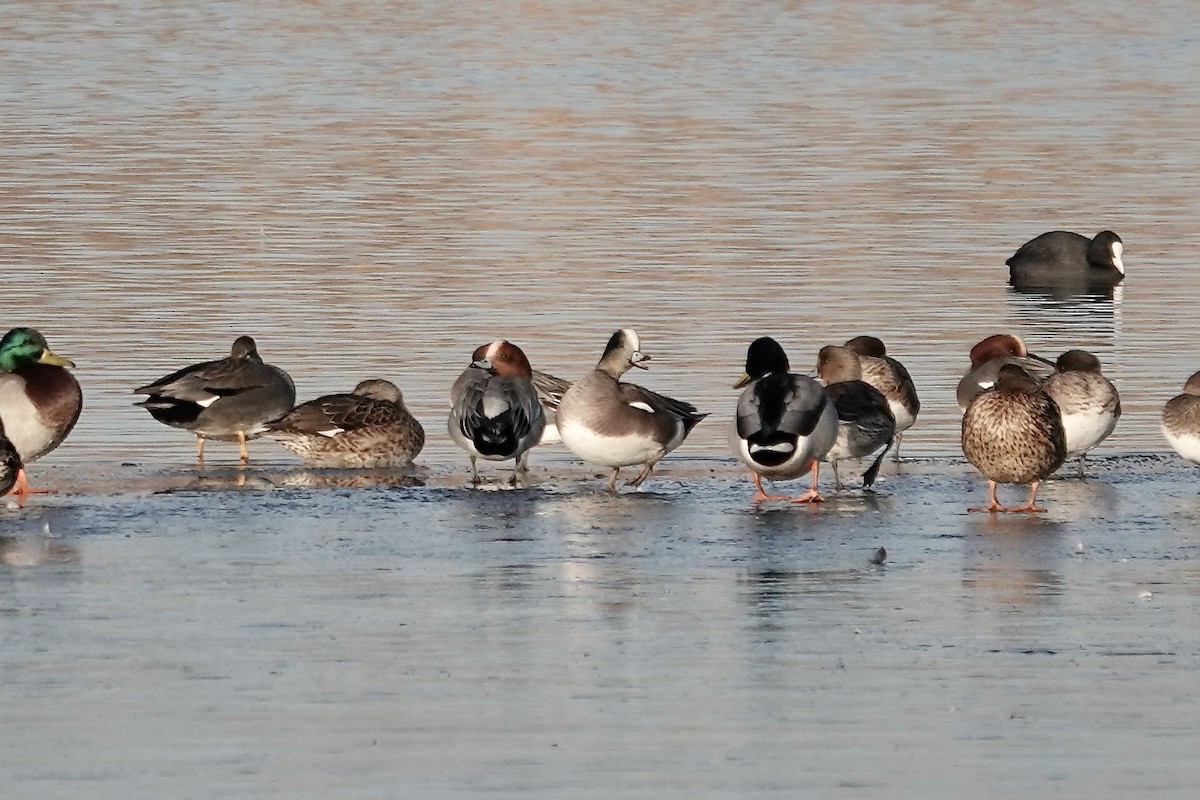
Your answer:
(968, 479), (1005, 513)
(6, 467), (54, 501)
(751, 473), (789, 502)
(789, 461), (824, 504)
(1004, 481), (1048, 513)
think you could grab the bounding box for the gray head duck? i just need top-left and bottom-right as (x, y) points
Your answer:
(448, 340), (546, 486)
(135, 336), (296, 466)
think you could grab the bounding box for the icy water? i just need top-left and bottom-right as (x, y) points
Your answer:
(4, 0), (1200, 796)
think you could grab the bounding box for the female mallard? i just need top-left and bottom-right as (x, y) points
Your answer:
(961, 364), (1066, 512)
(267, 379), (425, 468)
(135, 336), (296, 465)
(0, 327), (83, 497)
(732, 337), (837, 503)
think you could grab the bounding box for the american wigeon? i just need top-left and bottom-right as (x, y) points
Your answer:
(135, 336), (296, 466)
(557, 328), (707, 491)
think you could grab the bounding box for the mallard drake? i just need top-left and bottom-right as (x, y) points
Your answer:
(0, 327), (82, 497)
(1162, 370), (1200, 465)
(1007, 230), (1124, 289)
(266, 379), (425, 468)
(557, 328), (707, 492)
(732, 337), (837, 503)
(448, 340), (546, 485)
(844, 335), (920, 460)
(134, 336), (296, 465)
(1043, 349), (1120, 477)
(956, 334), (1055, 410)
(961, 364), (1066, 512)
(815, 345), (895, 490)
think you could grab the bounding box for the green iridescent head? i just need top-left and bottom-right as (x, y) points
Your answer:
(0, 327), (75, 373)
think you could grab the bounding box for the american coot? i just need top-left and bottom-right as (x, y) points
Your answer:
(731, 336), (837, 503)
(1007, 230), (1124, 290)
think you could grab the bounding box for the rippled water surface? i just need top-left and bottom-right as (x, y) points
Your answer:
(4, 1), (1200, 797)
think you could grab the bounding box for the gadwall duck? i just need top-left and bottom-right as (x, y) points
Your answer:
(844, 335), (920, 460)
(815, 345), (895, 490)
(135, 336), (296, 465)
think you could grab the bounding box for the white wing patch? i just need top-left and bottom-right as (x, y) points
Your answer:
(628, 401), (655, 413)
(196, 395), (220, 407)
(318, 427), (345, 438)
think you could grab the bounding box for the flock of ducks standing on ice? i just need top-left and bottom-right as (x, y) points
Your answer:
(4, 229), (1199, 512)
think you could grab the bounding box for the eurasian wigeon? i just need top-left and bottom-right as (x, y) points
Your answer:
(448, 339), (546, 485)
(956, 333), (1055, 411)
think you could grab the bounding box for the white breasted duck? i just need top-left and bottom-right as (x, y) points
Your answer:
(1162, 371), (1200, 465)
(1007, 230), (1124, 290)
(1043, 349), (1120, 477)
(732, 337), (837, 503)
(0, 327), (83, 497)
(844, 335), (920, 460)
(267, 379), (425, 468)
(530, 368), (572, 445)
(557, 328), (707, 492)
(815, 345), (895, 491)
(956, 334), (1055, 411)
(961, 364), (1066, 513)
(135, 336), (296, 466)
(448, 340), (546, 485)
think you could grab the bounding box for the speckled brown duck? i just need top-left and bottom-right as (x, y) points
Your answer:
(267, 379), (425, 468)
(961, 363), (1066, 513)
